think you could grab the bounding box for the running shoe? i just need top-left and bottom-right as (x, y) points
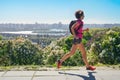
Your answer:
(57, 60), (61, 69)
(86, 65), (96, 70)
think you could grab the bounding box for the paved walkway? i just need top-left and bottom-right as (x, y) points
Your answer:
(0, 68), (120, 80)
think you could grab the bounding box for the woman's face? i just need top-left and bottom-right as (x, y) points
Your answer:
(81, 15), (84, 20)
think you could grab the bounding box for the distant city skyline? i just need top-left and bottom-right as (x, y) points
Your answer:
(0, 0), (120, 24)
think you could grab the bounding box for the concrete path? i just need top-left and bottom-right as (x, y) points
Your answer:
(0, 68), (120, 80)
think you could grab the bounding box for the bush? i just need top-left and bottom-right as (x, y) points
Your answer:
(0, 38), (44, 66)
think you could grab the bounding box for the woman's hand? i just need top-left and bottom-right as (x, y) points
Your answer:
(83, 28), (89, 32)
(74, 35), (79, 39)
(86, 28), (89, 32)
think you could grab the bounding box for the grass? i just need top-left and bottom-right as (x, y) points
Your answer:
(0, 64), (120, 71)
(0, 65), (45, 71)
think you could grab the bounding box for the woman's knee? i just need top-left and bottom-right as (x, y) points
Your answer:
(81, 52), (87, 57)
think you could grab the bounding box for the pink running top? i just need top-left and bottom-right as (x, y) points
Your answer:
(74, 19), (83, 39)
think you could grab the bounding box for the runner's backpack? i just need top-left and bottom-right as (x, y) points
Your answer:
(69, 20), (81, 35)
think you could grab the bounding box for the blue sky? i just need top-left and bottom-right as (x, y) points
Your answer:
(0, 0), (120, 24)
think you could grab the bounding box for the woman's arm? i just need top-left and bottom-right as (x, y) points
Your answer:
(71, 22), (80, 38)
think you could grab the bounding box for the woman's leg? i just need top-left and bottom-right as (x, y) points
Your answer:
(60, 44), (77, 63)
(78, 42), (96, 70)
(78, 42), (89, 67)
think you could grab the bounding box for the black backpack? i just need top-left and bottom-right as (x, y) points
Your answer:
(69, 20), (81, 34)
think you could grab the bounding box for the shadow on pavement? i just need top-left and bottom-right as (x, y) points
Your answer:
(59, 71), (96, 80)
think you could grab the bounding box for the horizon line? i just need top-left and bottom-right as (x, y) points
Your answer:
(0, 22), (120, 25)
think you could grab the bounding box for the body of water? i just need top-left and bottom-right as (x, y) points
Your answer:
(0, 29), (68, 36)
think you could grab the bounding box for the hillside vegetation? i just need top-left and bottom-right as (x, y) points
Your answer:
(0, 27), (120, 66)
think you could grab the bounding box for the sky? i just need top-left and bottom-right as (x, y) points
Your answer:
(0, 0), (120, 24)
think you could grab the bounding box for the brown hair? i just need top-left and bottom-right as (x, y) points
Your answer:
(75, 10), (84, 19)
